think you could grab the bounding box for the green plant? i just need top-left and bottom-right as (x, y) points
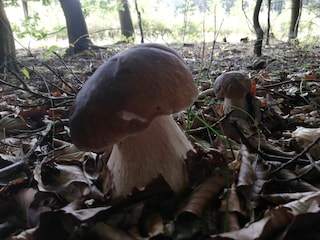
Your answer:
(37, 45), (66, 61)
(21, 68), (30, 79)
(12, 13), (48, 40)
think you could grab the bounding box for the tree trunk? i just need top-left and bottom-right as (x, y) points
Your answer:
(0, 0), (17, 72)
(134, 0), (144, 43)
(288, 0), (301, 41)
(118, 0), (134, 40)
(266, 0), (271, 45)
(253, 0), (263, 57)
(22, 0), (28, 18)
(58, 0), (93, 54)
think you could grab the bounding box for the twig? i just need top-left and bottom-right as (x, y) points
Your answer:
(306, 153), (320, 173)
(272, 134), (320, 174)
(232, 122), (308, 165)
(208, 5), (224, 74)
(53, 51), (83, 86)
(0, 123), (52, 180)
(272, 158), (320, 183)
(261, 79), (320, 88)
(24, 122), (52, 162)
(31, 60), (77, 95)
(0, 160), (26, 181)
(0, 78), (49, 99)
(6, 66), (30, 90)
(13, 52), (78, 96)
(197, 88), (215, 99)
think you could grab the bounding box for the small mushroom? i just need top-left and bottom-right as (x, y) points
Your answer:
(214, 71), (251, 118)
(69, 44), (198, 197)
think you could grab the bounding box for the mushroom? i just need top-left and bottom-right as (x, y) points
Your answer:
(69, 43), (198, 197)
(214, 71), (251, 118)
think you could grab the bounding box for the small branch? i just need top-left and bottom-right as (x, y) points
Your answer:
(232, 122), (308, 165)
(35, 59), (77, 95)
(305, 153), (320, 173)
(0, 123), (52, 180)
(272, 134), (320, 174)
(53, 51), (83, 86)
(0, 78), (50, 99)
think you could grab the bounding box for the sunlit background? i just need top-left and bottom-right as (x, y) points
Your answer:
(5, 0), (320, 49)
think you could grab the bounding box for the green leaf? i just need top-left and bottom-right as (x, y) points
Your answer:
(21, 68), (30, 79)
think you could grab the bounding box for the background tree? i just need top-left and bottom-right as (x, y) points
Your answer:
(288, 0), (302, 40)
(134, 0), (144, 43)
(118, 0), (134, 40)
(0, 0), (17, 72)
(266, 0), (271, 45)
(22, 0), (28, 18)
(58, 0), (93, 54)
(272, 0), (284, 13)
(253, 0), (263, 57)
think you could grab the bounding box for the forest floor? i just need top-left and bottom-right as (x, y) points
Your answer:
(1, 41), (320, 240)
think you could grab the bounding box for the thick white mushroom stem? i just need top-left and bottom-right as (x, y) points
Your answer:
(223, 97), (250, 118)
(107, 115), (193, 197)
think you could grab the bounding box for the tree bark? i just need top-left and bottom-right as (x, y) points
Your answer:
(58, 0), (93, 54)
(288, 0), (301, 41)
(134, 0), (144, 43)
(266, 0), (271, 45)
(118, 0), (134, 40)
(0, 0), (17, 72)
(253, 0), (263, 57)
(22, 0), (29, 18)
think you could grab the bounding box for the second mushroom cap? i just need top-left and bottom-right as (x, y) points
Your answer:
(214, 71), (251, 99)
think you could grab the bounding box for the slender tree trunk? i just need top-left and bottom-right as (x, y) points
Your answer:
(58, 0), (93, 54)
(0, 0), (17, 72)
(288, 0), (301, 41)
(182, 0), (190, 43)
(266, 0), (271, 45)
(118, 0), (134, 40)
(134, 0), (144, 43)
(253, 0), (263, 57)
(22, 0), (28, 18)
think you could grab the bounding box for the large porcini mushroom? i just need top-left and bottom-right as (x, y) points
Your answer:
(214, 71), (251, 118)
(69, 43), (198, 197)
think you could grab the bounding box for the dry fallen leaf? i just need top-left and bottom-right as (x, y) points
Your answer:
(179, 170), (232, 218)
(210, 207), (294, 240)
(292, 126), (320, 159)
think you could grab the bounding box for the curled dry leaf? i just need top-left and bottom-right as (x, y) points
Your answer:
(236, 144), (260, 211)
(292, 126), (320, 159)
(282, 212), (320, 240)
(250, 77), (257, 96)
(259, 207), (294, 240)
(14, 188), (37, 217)
(8, 227), (36, 240)
(138, 206), (165, 237)
(33, 149), (95, 202)
(237, 144), (257, 187)
(261, 191), (318, 205)
(0, 114), (27, 139)
(89, 222), (135, 240)
(220, 184), (243, 213)
(269, 169), (319, 193)
(179, 170), (232, 218)
(283, 191), (320, 215)
(219, 184), (245, 232)
(210, 207), (294, 240)
(295, 160), (320, 183)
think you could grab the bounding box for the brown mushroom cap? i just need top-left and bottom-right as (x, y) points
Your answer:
(214, 71), (250, 99)
(69, 44), (198, 152)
